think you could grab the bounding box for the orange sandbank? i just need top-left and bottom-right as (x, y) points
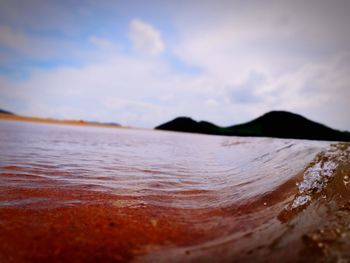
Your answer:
(0, 113), (123, 129)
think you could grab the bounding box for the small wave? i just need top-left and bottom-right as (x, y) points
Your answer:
(279, 143), (350, 221)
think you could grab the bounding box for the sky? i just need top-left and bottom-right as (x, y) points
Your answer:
(0, 0), (350, 130)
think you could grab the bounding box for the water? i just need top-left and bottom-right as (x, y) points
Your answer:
(0, 120), (349, 262)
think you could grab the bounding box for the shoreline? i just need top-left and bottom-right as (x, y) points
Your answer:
(0, 113), (126, 129)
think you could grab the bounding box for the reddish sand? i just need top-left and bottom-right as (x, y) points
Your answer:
(0, 186), (217, 262)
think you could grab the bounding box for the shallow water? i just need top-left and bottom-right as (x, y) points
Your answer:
(0, 120), (349, 262)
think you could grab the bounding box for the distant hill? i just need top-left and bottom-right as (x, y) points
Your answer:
(155, 111), (350, 142)
(0, 109), (14, 115)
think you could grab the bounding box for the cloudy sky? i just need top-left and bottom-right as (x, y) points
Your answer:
(0, 0), (350, 130)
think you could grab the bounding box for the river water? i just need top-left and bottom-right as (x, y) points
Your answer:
(0, 120), (349, 262)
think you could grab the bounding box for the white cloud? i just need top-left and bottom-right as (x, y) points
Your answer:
(128, 19), (165, 56)
(89, 36), (117, 51)
(173, 0), (350, 83)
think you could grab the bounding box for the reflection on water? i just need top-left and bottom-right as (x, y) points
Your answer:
(0, 120), (327, 207)
(0, 120), (349, 262)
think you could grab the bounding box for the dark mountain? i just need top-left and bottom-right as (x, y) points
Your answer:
(0, 109), (14, 115)
(155, 117), (222, 135)
(155, 111), (350, 141)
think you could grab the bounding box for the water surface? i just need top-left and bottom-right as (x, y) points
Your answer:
(0, 120), (349, 262)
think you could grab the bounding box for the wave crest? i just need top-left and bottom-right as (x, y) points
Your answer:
(279, 143), (350, 222)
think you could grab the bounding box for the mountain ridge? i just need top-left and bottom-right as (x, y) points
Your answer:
(155, 111), (350, 141)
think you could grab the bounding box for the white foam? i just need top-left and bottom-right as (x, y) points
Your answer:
(290, 143), (349, 209)
(292, 195), (311, 208)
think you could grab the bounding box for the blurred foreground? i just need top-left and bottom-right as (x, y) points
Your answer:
(0, 120), (349, 262)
